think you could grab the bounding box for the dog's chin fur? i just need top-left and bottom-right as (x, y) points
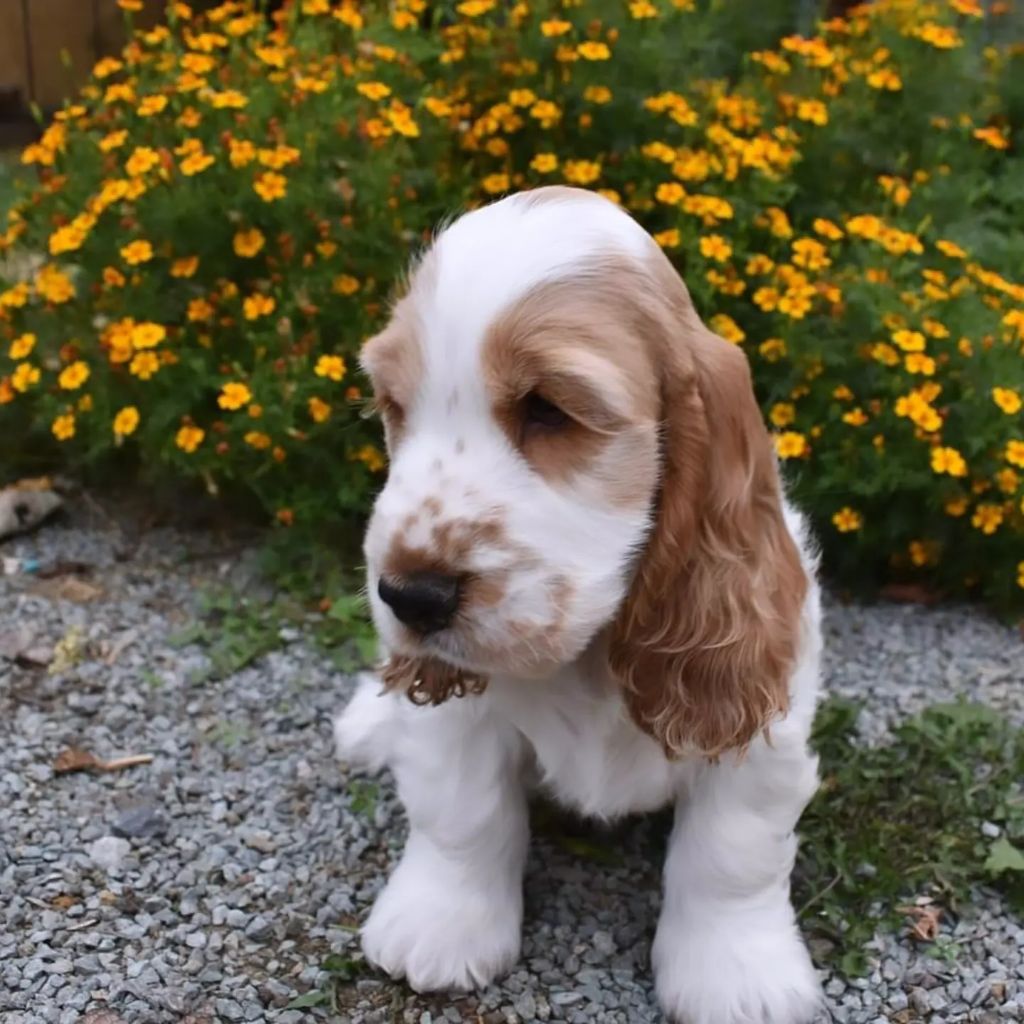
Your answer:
(380, 653), (488, 707)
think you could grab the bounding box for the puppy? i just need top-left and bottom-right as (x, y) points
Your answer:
(336, 186), (823, 1024)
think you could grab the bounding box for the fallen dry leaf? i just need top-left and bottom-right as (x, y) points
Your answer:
(53, 747), (154, 775)
(51, 894), (78, 909)
(898, 902), (942, 941)
(80, 1012), (128, 1024)
(879, 582), (945, 606)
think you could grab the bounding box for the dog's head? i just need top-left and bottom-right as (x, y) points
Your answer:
(361, 187), (807, 756)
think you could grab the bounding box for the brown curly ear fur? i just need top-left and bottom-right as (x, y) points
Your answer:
(608, 253), (808, 759)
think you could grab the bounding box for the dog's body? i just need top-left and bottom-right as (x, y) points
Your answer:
(336, 187), (824, 1024)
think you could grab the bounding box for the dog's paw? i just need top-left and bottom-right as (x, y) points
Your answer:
(653, 914), (821, 1024)
(333, 673), (394, 771)
(362, 854), (522, 991)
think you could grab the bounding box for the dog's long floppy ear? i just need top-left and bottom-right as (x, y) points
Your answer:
(608, 256), (808, 759)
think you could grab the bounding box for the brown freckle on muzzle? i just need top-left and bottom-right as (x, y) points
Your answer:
(381, 654), (488, 706)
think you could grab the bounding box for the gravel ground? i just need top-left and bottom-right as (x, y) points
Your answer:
(1, 519), (1022, 1024)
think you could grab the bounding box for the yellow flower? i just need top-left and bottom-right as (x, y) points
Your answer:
(577, 42), (611, 61)
(1018, 560), (1024, 589)
(188, 298), (215, 322)
(9, 333), (36, 360)
(58, 361), (90, 391)
(871, 342), (899, 366)
(125, 147), (160, 176)
(357, 81), (392, 101)
(121, 240), (154, 265)
(931, 447), (967, 477)
(99, 129), (128, 151)
(35, 265), (75, 304)
(774, 432), (807, 459)
(892, 329), (925, 352)
(935, 239), (967, 259)
(243, 294), (276, 320)
(103, 266), (126, 289)
(996, 468), (1019, 495)
(629, 1), (659, 17)
(229, 139), (257, 168)
(244, 431), (272, 450)
(52, 413), (76, 441)
(992, 388), (1022, 416)
(0, 283), (31, 309)
(583, 85), (613, 104)
(113, 406), (140, 437)
(653, 228), (681, 249)
(209, 90), (248, 109)
(973, 126), (1009, 150)
(176, 425), (205, 453)
(655, 182), (686, 206)
(456, 0), (495, 14)
(12, 363), (41, 392)
(563, 160), (601, 185)
(867, 67), (901, 91)
(699, 234), (732, 263)
(792, 237), (830, 270)
(315, 355), (347, 382)
(831, 507), (862, 532)
(540, 18), (572, 37)
(746, 254), (775, 275)
(812, 218), (844, 240)
(218, 382), (252, 411)
(129, 352), (160, 380)
(842, 408), (868, 427)
(352, 444), (386, 472)
(254, 171), (287, 202)
(529, 100), (562, 128)
(131, 322), (166, 349)
(171, 256), (199, 278)
(137, 95), (168, 117)
(482, 173), (510, 194)
(531, 153), (559, 174)
(709, 314), (744, 344)
(233, 228), (266, 258)
(971, 503), (1003, 535)
(308, 397), (332, 423)
(759, 338), (786, 362)
(904, 353), (936, 375)
(945, 495), (969, 517)
(180, 151), (215, 176)
(1006, 440), (1024, 468)
(769, 403), (795, 427)
(795, 99), (828, 125)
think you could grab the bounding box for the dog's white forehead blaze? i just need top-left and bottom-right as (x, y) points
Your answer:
(407, 189), (655, 420)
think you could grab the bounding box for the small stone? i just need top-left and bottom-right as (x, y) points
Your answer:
(550, 992), (582, 1006)
(514, 992), (537, 1020)
(88, 836), (131, 872)
(244, 915), (274, 941)
(981, 821), (1002, 838)
(111, 803), (167, 840)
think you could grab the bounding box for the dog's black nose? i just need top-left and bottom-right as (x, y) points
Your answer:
(377, 572), (461, 634)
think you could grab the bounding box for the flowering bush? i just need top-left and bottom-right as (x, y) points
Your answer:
(1, 0), (1022, 610)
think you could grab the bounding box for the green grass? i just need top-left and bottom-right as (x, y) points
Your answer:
(796, 698), (1024, 974)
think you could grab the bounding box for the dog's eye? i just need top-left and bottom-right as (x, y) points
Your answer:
(523, 391), (571, 431)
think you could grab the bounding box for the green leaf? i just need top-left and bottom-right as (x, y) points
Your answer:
(286, 990), (328, 1008)
(985, 837), (1024, 876)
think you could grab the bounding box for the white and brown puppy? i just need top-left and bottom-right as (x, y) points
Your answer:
(336, 186), (823, 1024)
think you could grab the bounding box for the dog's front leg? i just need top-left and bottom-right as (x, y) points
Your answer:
(653, 718), (823, 1024)
(339, 681), (528, 992)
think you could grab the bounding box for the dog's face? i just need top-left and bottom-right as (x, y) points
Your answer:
(362, 190), (661, 681)
(361, 187), (808, 757)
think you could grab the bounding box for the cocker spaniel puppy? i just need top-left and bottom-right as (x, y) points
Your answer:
(336, 186), (823, 1024)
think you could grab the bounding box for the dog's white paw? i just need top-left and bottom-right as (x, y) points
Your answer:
(362, 852), (522, 991)
(333, 673), (394, 771)
(653, 913), (822, 1024)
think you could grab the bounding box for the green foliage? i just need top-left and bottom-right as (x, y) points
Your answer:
(1, 0), (1022, 608)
